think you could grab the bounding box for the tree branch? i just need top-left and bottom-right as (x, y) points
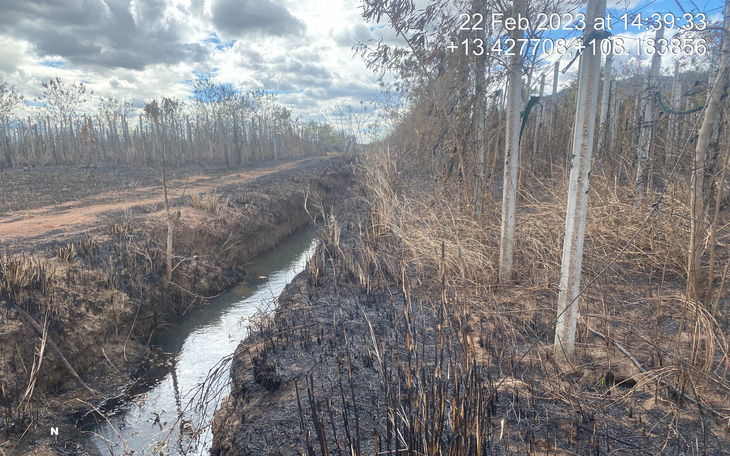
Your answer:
(17, 307), (99, 396)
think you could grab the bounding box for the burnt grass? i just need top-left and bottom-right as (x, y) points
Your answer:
(0, 157), (351, 453)
(211, 196), (730, 456)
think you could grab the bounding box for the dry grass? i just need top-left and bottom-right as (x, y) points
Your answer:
(0, 255), (55, 300)
(79, 236), (99, 261)
(323, 144), (730, 453)
(106, 219), (137, 238)
(189, 192), (230, 214)
(55, 242), (76, 263)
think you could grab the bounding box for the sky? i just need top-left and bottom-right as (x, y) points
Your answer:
(0, 0), (724, 120)
(530, 0), (725, 94)
(0, 0), (387, 120)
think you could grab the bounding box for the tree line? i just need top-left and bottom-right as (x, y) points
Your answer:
(0, 77), (350, 169)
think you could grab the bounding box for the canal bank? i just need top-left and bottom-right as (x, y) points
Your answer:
(0, 157), (351, 455)
(83, 227), (318, 455)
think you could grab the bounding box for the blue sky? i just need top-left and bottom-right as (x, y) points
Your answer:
(517, 0), (725, 94)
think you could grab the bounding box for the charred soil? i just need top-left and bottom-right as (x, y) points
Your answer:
(0, 156), (352, 454)
(211, 150), (730, 455)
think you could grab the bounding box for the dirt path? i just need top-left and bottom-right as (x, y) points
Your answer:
(0, 157), (325, 242)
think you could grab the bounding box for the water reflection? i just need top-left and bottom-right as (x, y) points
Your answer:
(83, 228), (317, 455)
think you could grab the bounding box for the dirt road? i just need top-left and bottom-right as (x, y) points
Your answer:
(0, 157), (330, 244)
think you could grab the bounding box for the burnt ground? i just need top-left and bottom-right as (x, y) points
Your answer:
(0, 157), (332, 215)
(0, 155), (352, 455)
(211, 196), (730, 456)
(0, 156), (335, 249)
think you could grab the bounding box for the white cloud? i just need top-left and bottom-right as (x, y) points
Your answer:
(0, 0), (382, 120)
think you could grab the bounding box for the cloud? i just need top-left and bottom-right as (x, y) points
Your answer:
(34, 31), (102, 58)
(0, 0), (382, 120)
(0, 0), (209, 71)
(331, 24), (374, 47)
(0, 36), (32, 75)
(0, 0), (112, 29)
(211, 0), (306, 38)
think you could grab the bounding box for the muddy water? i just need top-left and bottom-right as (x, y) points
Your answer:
(82, 228), (317, 455)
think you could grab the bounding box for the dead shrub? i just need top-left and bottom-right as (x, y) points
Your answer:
(106, 219), (136, 238)
(189, 192), (230, 214)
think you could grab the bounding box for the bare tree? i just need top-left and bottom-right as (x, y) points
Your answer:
(596, 49), (613, 166)
(99, 97), (133, 164)
(38, 77), (90, 124)
(0, 82), (23, 167)
(38, 78), (92, 164)
(474, 0), (488, 220)
(144, 99), (174, 289)
(323, 102), (374, 156)
(0, 82), (22, 118)
(668, 61), (682, 162)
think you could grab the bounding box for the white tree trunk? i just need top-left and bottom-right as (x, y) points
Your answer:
(498, 0), (525, 282)
(530, 73), (546, 171)
(474, 0), (487, 221)
(635, 27), (664, 201)
(608, 79), (617, 155)
(597, 50), (613, 166)
(669, 61), (682, 161)
(161, 130), (173, 289)
(688, 0), (730, 300)
(554, 0), (607, 361)
(548, 61), (560, 175)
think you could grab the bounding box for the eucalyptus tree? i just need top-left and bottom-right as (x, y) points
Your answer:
(268, 103), (293, 159)
(358, 0), (470, 177)
(668, 61), (682, 162)
(193, 77), (239, 165)
(688, 0), (730, 301)
(98, 97), (133, 164)
(37, 78), (92, 163)
(497, 0), (525, 283)
(553, 0), (608, 361)
(0, 82), (22, 118)
(474, 0), (488, 221)
(323, 102), (373, 155)
(358, 0), (582, 283)
(159, 97), (183, 165)
(39, 78), (90, 124)
(0, 82), (23, 167)
(596, 49), (613, 167)
(635, 26), (665, 201)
